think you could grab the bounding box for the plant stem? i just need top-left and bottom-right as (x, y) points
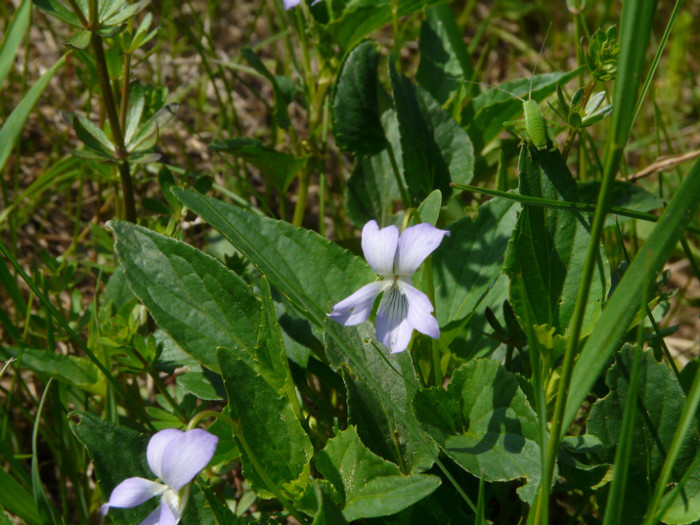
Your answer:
(387, 142), (412, 209)
(88, 0), (136, 222)
(423, 258), (442, 387)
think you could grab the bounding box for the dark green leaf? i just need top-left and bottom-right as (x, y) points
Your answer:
(110, 221), (260, 372)
(68, 112), (116, 156)
(587, 347), (700, 524)
(241, 47), (291, 129)
(414, 359), (542, 503)
(0, 347), (100, 393)
(172, 188), (375, 327)
(218, 348), (313, 499)
(504, 148), (609, 337)
(180, 484), (235, 525)
(254, 277), (295, 394)
(390, 63), (473, 201)
(315, 426), (441, 521)
(327, 0), (445, 51)
(433, 197), (520, 327)
(32, 0), (82, 27)
(416, 3), (473, 109)
(332, 40), (387, 155)
(344, 109), (402, 227)
(210, 138), (307, 192)
(325, 322), (438, 473)
(70, 412), (153, 525)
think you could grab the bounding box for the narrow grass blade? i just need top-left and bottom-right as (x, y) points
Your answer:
(538, 1), (661, 520)
(0, 53), (67, 173)
(31, 379), (58, 524)
(601, 344), (642, 525)
(0, 0), (31, 90)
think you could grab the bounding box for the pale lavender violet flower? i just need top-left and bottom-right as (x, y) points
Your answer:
(284, 0), (321, 9)
(101, 428), (218, 525)
(329, 220), (449, 353)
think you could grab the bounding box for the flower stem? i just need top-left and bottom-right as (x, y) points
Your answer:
(387, 142), (411, 209)
(423, 258), (442, 386)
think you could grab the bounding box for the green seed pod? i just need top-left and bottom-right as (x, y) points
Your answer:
(523, 98), (547, 150)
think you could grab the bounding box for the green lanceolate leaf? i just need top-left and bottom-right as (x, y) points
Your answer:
(254, 277), (295, 394)
(0, 0), (31, 90)
(67, 112), (116, 157)
(110, 221), (260, 372)
(325, 321), (438, 473)
(433, 197), (520, 328)
(210, 138), (307, 192)
(505, 147), (609, 338)
(241, 47), (291, 129)
(172, 188), (375, 326)
(332, 40), (387, 156)
(0, 347), (100, 393)
(463, 70), (581, 152)
(416, 3), (473, 111)
(0, 53), (66, 173)
(315, 426), (441, 521)
(389, 62), (474, 202)
(414, 358), (542, 503)
(217, 348), (313, 500)
(326, 0), (444, 50)
(344, 109), (402, 228)
(587, 347), (700, 525)
(416, 189), (442, 225)
(70, 412), (153, 525)
(32, 0), (82, 27)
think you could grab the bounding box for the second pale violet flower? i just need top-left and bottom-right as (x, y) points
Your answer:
(329, 220), (449, 353)
(101, 428), (218, 525)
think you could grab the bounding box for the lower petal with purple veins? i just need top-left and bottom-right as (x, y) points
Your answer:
(375, 286), (414, 353)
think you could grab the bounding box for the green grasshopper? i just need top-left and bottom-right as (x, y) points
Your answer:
(465, 79), (556, 151)
(466, 26), (555, 151)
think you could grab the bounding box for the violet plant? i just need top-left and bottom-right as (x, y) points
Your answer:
(1, 0), (700, 524)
